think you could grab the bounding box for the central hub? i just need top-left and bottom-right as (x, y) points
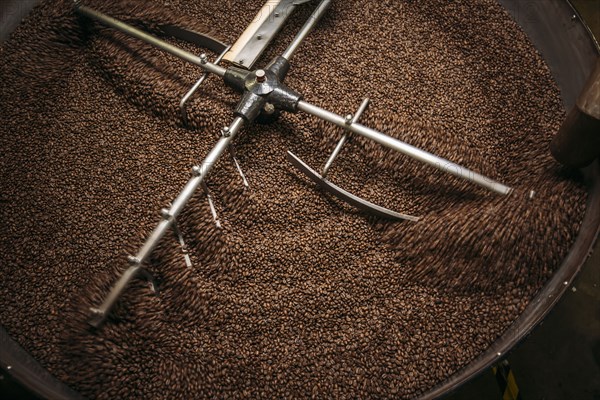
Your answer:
(223, 56), (302, 122)
(244, 69), (276, 95)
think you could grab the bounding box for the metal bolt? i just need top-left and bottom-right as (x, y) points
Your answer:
(263, 103), (276, 115)
(345, 114), (353, 124)
(255, 69), (266, 82)
(160, 208), (171, 220)
(89, 307), (104, 316)
(571, 14), (577, 21)
(192, 165), (202, 176)
(199, 53), (208, 64)
(257, 34), (263, 40)
(221, 126), (231, 137)
(127, 255), (141, 264)
(275, 12), (280, 17)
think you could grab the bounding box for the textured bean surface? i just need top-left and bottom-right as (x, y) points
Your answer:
(0, 0), (587, 398)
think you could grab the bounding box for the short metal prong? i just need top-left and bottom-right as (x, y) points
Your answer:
(138, 268), (158, 293)
(229, 145), (249, 188)
(201, 182), (222, 229)
(322, 135), (348, 178)
(171, 218), (193, 268)
(322, 98), (370, 178)
(180, 44), (232, 127)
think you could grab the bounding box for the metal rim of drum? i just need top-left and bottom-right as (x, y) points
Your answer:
(0, 1), (598, 399)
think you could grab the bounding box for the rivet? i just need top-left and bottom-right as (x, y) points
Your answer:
(263, 103), (276, 115)
(255, 69), (266, 82)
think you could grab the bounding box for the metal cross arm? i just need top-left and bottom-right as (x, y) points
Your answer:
(295, 101), (513, 195)
(74, 3), (227, 77)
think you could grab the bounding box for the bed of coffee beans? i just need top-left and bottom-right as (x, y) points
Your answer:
(0, 0), (587, 398)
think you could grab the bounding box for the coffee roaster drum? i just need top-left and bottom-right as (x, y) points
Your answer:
(0, 0), (598, 399)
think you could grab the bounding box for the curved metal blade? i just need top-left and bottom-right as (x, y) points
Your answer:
(286, 151), (419, 222)
(160, 25), (229, 54)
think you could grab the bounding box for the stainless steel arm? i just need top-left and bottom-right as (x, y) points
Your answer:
(136, 120), (245, 264)
(281, 0), (332, 61)
(88, 117), (245, 327)
(296, 100), (513, 195)
(74, 4), (227, 77)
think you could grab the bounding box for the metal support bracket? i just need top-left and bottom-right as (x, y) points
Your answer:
(322, 98), (370, 177)
(222, 0), (311, 68)
(286, 98), (419, 221)
(180, 45), (232, 127)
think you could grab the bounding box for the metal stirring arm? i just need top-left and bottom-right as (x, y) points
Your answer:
(295, 101), (513, 195)
(75, 4), (227, 77)
(287, 97), (421, 221)
(88, 117), (245, 327)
